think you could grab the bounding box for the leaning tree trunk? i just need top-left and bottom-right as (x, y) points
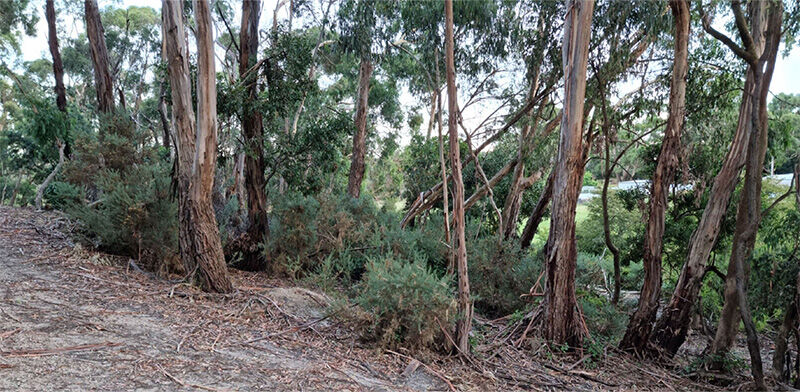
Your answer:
(234, 0), (269, 271)
(84, 0), (114, 113)
(35, 141), (65, 210)
(444, 0), (472, 354)
(36, 0), (70, 211)
(619, 0), (690, 354)
(347, 56), (373, 199)
(710, 3), (781, 382)
(163, 0), (232, 293)
(541, 0), (594, 347)
(651, 0), (771, 357)
(501, 76), (541, 240)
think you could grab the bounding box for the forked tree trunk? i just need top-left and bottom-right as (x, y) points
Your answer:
(619, 0), (690, 354)
(84, 0), (114, 113)
(542, 0), (594, 347)
(235, 0), (269, 271)
(163, 0), (232, 293)
(650, 1), (769, 356)
(347, 56), (373, 199)
(444, 0), (472, 354)
(710, 4), (781, 381)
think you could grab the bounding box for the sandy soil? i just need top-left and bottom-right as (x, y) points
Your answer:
(0, 206), (446, 391)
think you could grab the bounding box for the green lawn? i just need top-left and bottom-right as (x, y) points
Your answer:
(520, 203), (591, 248)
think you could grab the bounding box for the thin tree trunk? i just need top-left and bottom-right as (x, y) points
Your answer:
(37, 0), (70, 211)
(601, 126), (621, 306)
(84, 0), (115, 113)
(501, 75), (541, 239)
(158, 81), (171, 151)
(235, 0), (269, 271)
(35, 141), (65, 210)
(347, 56), (373, 199)
(444, 0), (471, 354)
(434, 49), (451, 262)
(651, 0), (772, 357)
(9, 176), (21, 206)
(774, 269), (800, 381)
(542, 0), (594, 347)
(619, 0), (690, 354)
(163, 0), (232, 293)
(520, 168), (555, 249)
(709, 4), (781, 382)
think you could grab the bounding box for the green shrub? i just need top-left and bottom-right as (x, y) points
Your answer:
(469, 237), (542, 317)
(61, 115), (179, 274)
(357, 256), (454, 350)
(44, 181), (83, 210)
(266, 191), (448, 281)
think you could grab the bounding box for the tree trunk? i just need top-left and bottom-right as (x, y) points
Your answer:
(520, 168), (554, 249)
(651, 0), (774, 357)
(619, 0), (690, 354)
(773, 269), (800, 381)
(235, 0), (269, 271)
(501, 76), (541, 240)
(35, 141), (65, 210)
(710, 3), (781, 379)
(444, 0), (472, 354)
(347, 56), (373, 199)
(158, 81), (171, 151)
(37, 0), (70, 211)
(434, 49), (451, 263)
(84, 0), (115, 113)
(46, 0), (67, 113)
(542, 0), (594, 347)
(601, 128), (621, 306)
(163, 0), (232, 293)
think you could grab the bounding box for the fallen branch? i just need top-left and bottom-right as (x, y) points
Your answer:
(0, 342), (122, 357)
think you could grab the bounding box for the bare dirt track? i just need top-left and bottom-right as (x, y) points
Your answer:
(0, 206), (448, 391)
(0, 206), (752, 391)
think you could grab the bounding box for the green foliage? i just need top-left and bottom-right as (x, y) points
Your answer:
(266, 191), (448, 281)
(576, 190), (644, 272)
(469, 237), (541, 317)
(357, 256), (454, 350)
(62, 115), (178, 273)
(43, 181), (82, 210)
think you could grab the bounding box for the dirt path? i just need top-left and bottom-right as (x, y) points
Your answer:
(0, 207), (448, 391)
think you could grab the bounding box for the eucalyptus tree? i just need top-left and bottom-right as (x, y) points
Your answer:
(162, 0), (232, 293)
(34, 0), (70, 210)
(651, 1), (783, 363)
(619, 0), (690, 353)
(542, 0), (594, 346)
(232, 0), (269, 271)
(84, 0), (114, 113)
(706, 2), (783, 383)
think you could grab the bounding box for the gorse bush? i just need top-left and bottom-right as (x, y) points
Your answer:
(357, 256), (454, 350)
(266, 191), (448, 281)
(469, 237), (542, 317)
(60, 115), (180, 274)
